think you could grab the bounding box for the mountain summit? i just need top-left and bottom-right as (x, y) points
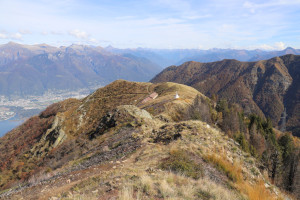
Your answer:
(151, 54), (300, 137)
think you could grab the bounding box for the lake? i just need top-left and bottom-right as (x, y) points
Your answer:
(0, 117), (23, 137)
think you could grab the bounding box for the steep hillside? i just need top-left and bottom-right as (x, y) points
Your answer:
(0, 43), (161, 97)
(0, 80), (298, 199)
(151, 54), (300, 137)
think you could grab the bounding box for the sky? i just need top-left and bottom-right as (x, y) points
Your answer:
(0, 0), (300, 50)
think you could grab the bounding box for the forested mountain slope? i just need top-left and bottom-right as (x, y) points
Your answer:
(151, 54), (300, 137)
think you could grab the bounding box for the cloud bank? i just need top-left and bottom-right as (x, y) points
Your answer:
(0, 0), (299, 49)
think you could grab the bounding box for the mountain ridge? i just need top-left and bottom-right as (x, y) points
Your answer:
(105, 45), (300, 67)
(2, 42), (300, 69)
(151, 54), (300, 137)
(0, 80), (299, 199)
(0, 43), (161, 97)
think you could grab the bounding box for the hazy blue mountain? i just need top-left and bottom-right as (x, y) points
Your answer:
(0, 42), (58, 66)
(1, 42), (300, 98)
(248, 47), (300, 61)
(0, 43), (161, 97)
(105, 46), (300, 67)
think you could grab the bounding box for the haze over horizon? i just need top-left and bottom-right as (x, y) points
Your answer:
(1, 0), (300, 50)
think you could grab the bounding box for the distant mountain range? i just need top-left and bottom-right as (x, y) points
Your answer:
(1, 42), (300, 98)
(105, 46), (300, 67)
(0, 42), (161, 97)
(151, 54), (300, 137)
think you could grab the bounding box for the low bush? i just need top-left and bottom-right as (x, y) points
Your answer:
(195, 189), (216, 200)
(160, 150), (203, 179)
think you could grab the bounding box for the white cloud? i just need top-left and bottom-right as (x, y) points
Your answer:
(0, 33), (7, 39)
(249, 42), (287, 50)
(67, 30), (99, 45)
(50, 31), (63, 35)
(69, 29), (89, 39)
(243, 1), (256, 13)
(0, 31), (22, 40)
(256, 44), (275, 50)
(184, 15), (211, 20)
(115, 17), (184, 27)
(0, 0), (299, 49)
(243, 0), (300, 13)
(89, 38), (98, 43)
(18, 29), (31, 34)
(274, 42), (286, 50)
(11, 33), (22, 40)
(41, 31), (63, 35)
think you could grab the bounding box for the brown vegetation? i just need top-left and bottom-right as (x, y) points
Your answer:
(151, 54), (300, 137)
(0, 80), (298, 200)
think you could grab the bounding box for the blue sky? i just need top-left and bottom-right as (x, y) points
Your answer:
(0, 0), (300, 49)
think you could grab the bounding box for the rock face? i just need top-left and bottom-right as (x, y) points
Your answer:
(88, 105), (153, 139)
(31, 115), (67, 157)
(151, 54), (300, 137)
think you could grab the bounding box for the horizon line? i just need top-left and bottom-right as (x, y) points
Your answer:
(0, 41), (298, 52)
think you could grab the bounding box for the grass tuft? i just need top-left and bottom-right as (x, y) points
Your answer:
(160, 149), (203, 179)
(195, 189), (216, 200)
(241, 180), (277, 200)
(203, 153), (277, 200)
(119, 185), (136, 200)
(204, 153), (242, 182)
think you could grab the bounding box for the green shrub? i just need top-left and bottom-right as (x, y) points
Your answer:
(234, 133), (249, 152)
(195, 189), (216, 200)
(160, 150), (203, 179)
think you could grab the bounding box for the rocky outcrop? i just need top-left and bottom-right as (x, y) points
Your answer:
(89, 105), (153, 139)
(31, 115), (67, 157)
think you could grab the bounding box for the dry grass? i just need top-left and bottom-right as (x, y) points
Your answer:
(44, 138), (279, 200)
(140, 175), (155, 195)
(159, 179), (176, 198)
(41, 122), (283, 200)
(204, 153), (243, 182)
(240, 181), (278, 200)
(119, 185), (136, 200)
(119, 171), (239, 200)
(203, 152), (280, 200)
